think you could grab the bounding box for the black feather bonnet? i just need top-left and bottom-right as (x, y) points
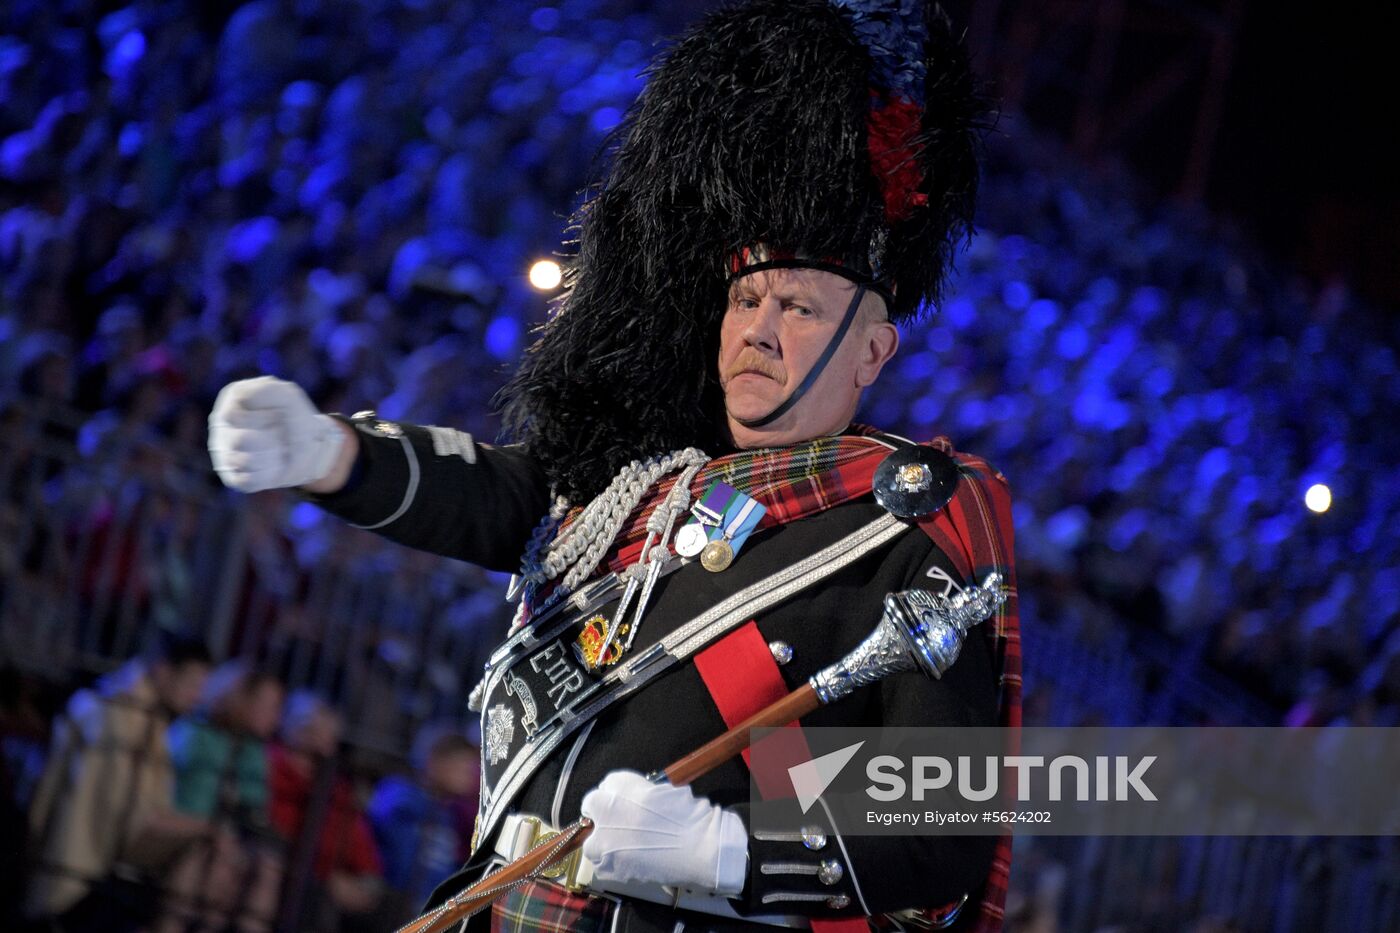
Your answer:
(498, 0), (990, 502)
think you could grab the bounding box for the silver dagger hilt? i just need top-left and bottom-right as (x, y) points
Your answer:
(808, 572), (1007, 705)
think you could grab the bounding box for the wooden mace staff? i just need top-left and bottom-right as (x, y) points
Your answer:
(394, 573), (1007, 933)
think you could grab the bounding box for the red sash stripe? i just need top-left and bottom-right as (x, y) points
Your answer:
(692, 621), (802, 787)
(694, 623), (867, 933)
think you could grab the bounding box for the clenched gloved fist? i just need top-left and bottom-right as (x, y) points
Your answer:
(580, 769), (748, 897)
(207, 376), (348, 493)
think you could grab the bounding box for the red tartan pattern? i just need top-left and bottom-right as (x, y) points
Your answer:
(565, 431), (896, 575)
(917, 439), (1021, 933)
(490, 879), (613, 933)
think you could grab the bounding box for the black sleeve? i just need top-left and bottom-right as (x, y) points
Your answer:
(735, 535), (998, 923)
(300, 414), (552, 574)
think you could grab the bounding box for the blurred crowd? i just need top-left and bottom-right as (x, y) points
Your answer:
(960, 135), (1400, 727)
(0, 0), (668, 441)
(22, 631), (478, 933)
(3, 0), (1392, 723)
(2, 0), (1400, 929)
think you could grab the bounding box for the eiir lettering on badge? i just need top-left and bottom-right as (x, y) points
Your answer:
(530, 640), (585, 705)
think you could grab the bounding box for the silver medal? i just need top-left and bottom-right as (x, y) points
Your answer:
(675, 522), (709, 558)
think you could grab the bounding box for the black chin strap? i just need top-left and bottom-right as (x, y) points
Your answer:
(736, 284), (868, 429)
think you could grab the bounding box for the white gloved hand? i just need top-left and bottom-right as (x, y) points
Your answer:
(580, 769), (748, 897)
(207, 376), (348, 493)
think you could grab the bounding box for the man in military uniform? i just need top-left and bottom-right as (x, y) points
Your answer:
(208, 2), (1020, 930)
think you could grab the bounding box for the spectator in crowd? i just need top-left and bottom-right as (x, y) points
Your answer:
(168, 661), (283, 827)
(163, 661), (285, 933)
(368, 723), (479, 910)
(269, 690), (384, 932)
(24, 632), (215, 932)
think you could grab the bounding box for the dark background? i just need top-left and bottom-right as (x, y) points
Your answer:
(902, 0), (1400, 307)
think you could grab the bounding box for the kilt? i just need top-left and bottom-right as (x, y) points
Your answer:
(490, 879), (613, 933)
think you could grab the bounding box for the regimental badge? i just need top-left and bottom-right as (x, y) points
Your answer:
(872, 446), (960, 518)
(573, 615), (629, 668)
(485, 704), (515, 765)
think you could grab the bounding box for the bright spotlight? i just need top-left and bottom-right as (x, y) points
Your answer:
(528, 259), (562, 291)
(1304, 483), (1332, 514)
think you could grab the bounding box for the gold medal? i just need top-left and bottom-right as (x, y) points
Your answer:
(700, 538), (734, 572)
(698, 493), (763, 572)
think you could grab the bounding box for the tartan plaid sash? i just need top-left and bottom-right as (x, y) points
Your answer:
(917, 439), (1020, 933)
(564, 428), (897, 576)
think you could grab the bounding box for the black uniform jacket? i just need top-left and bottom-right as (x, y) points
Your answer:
(306, 416), (998, 930)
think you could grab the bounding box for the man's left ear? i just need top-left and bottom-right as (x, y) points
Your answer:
(855, 321), (899, 388)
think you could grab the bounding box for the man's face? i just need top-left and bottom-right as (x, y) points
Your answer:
(718, 267), (899, 449)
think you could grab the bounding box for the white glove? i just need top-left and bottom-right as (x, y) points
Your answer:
(580, 769), (748, 897)
(207, 376), (348, 493)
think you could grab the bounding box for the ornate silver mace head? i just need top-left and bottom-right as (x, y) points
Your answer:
(809, 572), (1007, 705)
